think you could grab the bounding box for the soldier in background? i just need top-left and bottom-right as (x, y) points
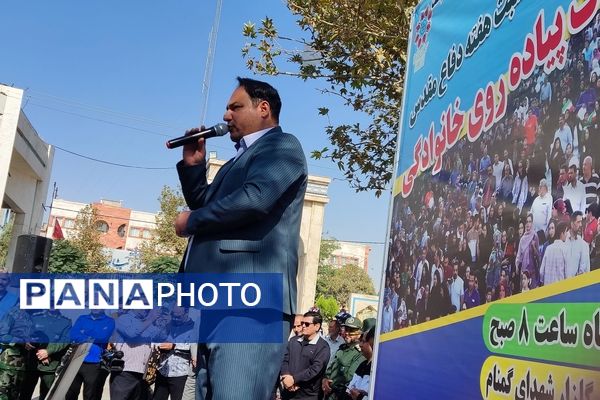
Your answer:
(0, 304), (32, 400)
(20, 309), (72, 400)
(322, 317), (366, 400)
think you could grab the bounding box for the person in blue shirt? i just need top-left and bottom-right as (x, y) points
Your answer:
(0, 270), (17, 319)
(65, 310), (115, 400)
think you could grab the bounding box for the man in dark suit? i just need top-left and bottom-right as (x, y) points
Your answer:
(175, 77), (308, 399)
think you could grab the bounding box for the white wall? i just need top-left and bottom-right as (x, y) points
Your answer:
(0, 85), (54, 270)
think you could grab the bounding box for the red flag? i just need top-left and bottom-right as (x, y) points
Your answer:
(52, 219), (64, 240)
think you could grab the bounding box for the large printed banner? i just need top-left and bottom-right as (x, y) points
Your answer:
(374, 0), (600, 398)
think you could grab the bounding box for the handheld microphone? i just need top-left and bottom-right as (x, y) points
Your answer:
(166, 123), (229, 149)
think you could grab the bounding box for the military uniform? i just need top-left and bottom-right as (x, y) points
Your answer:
(0, 305), (32, 400)
(324, 317), (366, 400)
(21, 310), (72, 400)
(325, 342), (365, 399)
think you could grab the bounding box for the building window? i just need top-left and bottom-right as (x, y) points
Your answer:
(142, 230), (152, 239)
(129, 227), (141, 238)
(63, 218), (75, 229)
(117, 224), (127, 238)
(96, 220), (109, 233)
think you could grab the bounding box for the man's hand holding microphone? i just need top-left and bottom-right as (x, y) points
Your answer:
(173, 126), (212, 238)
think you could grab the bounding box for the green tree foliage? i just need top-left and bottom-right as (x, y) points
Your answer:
(315, 295), (339, 322)
(144, 255), (180, 274)
(0, 216), (14, 269)
(319, 239), (340, 265)
(315, 263), (335, 301)
(71, 204), (110, 273)
(320, 264), (376, 306)
(139, 186), (188, 268)
(315, 238), (338, 299)
(316, 238), (375, 305)
(48, 239), (87, 273)
(242, 0), (418, 196)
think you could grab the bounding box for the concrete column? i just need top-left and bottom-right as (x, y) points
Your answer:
(296, 176), (330, 313)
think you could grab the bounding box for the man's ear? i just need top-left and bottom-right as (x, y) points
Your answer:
(258, 100), (271, 119)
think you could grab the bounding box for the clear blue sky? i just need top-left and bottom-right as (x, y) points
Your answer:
(1, 1), (390, 289)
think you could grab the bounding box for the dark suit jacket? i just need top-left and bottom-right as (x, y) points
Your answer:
(177, 126), (308, 315)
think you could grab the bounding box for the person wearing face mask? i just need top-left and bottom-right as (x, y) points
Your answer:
(153, 306), (196, 400)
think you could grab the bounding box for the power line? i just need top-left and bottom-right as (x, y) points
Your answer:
(53, 141), (349, 180)
(11, 89), (354, 174)
(27, 101), (171, 138)
(22, 92), (349, 174)
(31, 99), (238, 153)
(18, 94), (236, 153)
(28, 98), (350, 165)
(9, 89), (349, 178)
(25, 89), (186, 130)
(53, 145), (173, 170)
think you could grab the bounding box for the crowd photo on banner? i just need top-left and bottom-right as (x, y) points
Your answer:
(382, 12), (600, 333)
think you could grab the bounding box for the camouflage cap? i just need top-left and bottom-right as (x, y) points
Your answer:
(342, 316), (362, 330)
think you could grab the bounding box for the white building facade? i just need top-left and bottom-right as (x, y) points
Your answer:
(0, 85), (54, 270)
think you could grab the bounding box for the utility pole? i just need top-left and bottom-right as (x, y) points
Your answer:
(199, 0), (223, 126)
(48, 182), (57, 227)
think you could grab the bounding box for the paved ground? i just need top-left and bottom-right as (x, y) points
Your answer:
(32, 379), (111, 400)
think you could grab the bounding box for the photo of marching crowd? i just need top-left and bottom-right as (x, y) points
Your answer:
(381, 13), (600, 333)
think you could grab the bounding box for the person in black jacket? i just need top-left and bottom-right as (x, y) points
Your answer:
(280, 311), (330, 399)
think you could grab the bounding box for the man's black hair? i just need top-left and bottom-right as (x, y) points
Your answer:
(571, 210), (583, 223)
(236, 77), (281, 123)
(304, 310), (323, 327)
